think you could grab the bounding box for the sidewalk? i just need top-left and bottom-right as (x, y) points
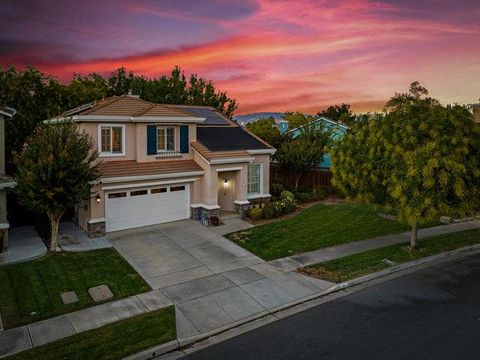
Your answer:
(0, 227), (46, 266)
(267, 220), (480, 271)
(2, 220), (479, 359)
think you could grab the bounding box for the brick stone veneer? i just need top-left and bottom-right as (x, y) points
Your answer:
(87, 221), (106, 238)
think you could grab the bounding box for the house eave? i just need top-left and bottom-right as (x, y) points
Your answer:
(44, 115), (205, 124)
(100, 170), (204, 184)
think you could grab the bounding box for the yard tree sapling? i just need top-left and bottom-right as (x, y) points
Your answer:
(14, 121), (100, 251)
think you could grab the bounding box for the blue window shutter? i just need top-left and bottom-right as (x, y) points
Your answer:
(147, 125), (157, 155)
(180, 125), (189, 153)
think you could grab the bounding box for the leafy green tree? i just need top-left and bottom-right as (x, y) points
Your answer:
(246, 117), (283, 147)
(14, 122), (100, 251)
(317, 103), (355, 126)
(332, 82), (480, 250)
(276, 126), (332, 190)
(282, 112), (316, 130)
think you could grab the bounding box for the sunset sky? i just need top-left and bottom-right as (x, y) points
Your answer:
(1, 0), (479, 114)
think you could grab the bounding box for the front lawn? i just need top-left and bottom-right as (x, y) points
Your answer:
(299, 228), (480, 283)
(8, 306), (176, 360)
(227, 202), (412, 260)
(0, 248), (150, 329)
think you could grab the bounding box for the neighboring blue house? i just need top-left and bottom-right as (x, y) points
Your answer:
(282, 116), (349, 169)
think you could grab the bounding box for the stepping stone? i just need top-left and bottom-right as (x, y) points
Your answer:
(88, 284), (113, 302)
(60, 291), (79, 304)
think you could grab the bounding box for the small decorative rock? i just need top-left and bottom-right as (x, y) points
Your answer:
(439, 216), (452, 224)
(88, 284), (114, 302)
(60, 291), (79, 304)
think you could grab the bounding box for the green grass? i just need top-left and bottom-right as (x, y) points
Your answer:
(227, 203), (414, 260)
(299, 228), (480, 283)
(0, 248), (150, 329)
(7, 306), (176, 360)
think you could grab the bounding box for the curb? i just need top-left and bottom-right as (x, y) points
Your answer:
(125, 242), (480, 360)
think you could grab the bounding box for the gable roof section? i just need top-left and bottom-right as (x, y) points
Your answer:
(191, 142), (250, 161)
(169, 105), (234, 125)
(196, 126), (273, 152)
(47, 96), (205, 123)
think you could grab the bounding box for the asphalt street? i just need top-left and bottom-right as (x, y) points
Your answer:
(181, 253), (480, 360)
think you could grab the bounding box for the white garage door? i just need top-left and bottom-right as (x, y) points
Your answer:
(105, 184), (190, 232)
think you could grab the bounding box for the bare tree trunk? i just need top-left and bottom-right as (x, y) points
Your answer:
(409, 221), (418, 251)
(48, 212), (63, 252)
(294, 173), (302, 191)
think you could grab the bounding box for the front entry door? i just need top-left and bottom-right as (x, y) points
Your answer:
(217, 171), (236, 212)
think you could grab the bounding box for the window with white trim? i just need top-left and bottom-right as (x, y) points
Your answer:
(247, 164), (261, 195)
(157, 126), (175, 152)
(100, 125), (124, 155)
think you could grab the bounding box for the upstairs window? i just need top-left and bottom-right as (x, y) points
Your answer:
(99, 125), (124, 156)
(247, 164), (261, 195)
(157, 127), (175, 152)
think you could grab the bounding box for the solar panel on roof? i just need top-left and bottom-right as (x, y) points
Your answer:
(174, 106), (230, 125)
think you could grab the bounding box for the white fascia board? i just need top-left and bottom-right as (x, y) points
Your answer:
(216, 166), (243, 172)
(247, 149), (276, 155)
(210, 157), (254, 165)
(102, 177), (198, 191)
(190, 203), (220, 210)
(101, 170), (204, 184)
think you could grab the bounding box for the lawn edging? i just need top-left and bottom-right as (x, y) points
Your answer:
(127, 244), (480, 360)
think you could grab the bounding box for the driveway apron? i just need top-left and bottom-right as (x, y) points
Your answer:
(109, 220), (334, 340)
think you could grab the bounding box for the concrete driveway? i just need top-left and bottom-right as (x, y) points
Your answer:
(109, 220), (334, 340)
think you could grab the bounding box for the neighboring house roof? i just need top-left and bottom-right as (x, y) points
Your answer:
(289, 116), (349, 141)
(47, 96), (204, 123)
(196, 127), (273, 152)
(169, 105), (234, 126)
(0, 106), (16, 118)
(99, 160), (204, 181)
(191, 142), (250, 162)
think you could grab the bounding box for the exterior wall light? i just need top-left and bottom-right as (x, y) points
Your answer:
(95, 194), (101, 203)
(223, 179), (229, 189)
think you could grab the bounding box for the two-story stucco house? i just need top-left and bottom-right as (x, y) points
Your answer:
(46, 95), (275, 237)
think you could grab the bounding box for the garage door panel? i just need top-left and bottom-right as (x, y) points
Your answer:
(105, 185), (190, 232)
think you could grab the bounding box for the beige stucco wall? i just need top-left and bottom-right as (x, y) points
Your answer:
(78, 122), (197, 163)
(191, 151), (271, 208)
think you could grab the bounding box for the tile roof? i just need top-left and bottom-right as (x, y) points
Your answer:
(169, 105), (234, 125)
(99, 160), (204, 179)
(191, 142), (250, 161)
(196, 126), (273, 152)
(68, 96), (200, 118)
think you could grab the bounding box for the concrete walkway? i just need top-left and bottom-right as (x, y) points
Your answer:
(268, 220), (480, 271)
(58, 222), (111, 252)
(0, 226), (46, 266)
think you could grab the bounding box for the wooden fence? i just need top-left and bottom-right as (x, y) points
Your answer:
(270, 165), (333, 189)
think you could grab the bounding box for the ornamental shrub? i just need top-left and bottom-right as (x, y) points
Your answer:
(283, 197), (298, 213)
(311, 187), (327, 201)
(250, 208), (263, 221)
(280, 190), (295, 200)
(272, 201), (285, 217)
(270, 183), (285, 197)
(262, 202), (274, 219)
(294, 192), (311, 203)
